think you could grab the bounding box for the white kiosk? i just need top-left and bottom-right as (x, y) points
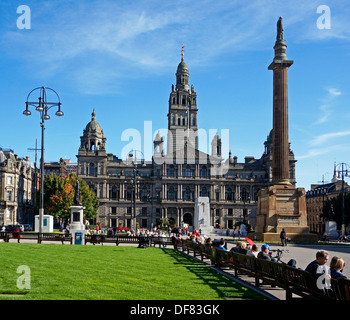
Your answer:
(34, 215), (53, 232)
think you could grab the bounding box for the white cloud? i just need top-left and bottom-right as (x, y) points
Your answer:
(310, 131), (350, 146)
(328, 88), (342, 96)
(297, 143), (350, 159)
(314, 87), (342, 124)
(1, 0), (349, 94)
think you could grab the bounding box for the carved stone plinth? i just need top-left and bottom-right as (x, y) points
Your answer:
(250, 184), (317, 243)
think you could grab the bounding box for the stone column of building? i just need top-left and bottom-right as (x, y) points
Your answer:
(268, 17), (293, 185)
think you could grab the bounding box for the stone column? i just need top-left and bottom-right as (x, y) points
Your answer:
(268, 16), (293, 185)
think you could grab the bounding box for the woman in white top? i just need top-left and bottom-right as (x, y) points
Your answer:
(247, 244), (259, 258)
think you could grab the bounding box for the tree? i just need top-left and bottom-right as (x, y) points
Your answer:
(323, 193), (350, 230)
(43, 173), (99, 222)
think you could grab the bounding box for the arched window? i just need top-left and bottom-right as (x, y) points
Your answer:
(193, 117), (196, 126)
(168, 165), (175, 177)
(168, 186), (176, 200)
(141, 186), (148, 201)
(89, 163), (96, 176)
(226, 187), (233, 201)
(182, 118), (185, 126)
(126, 186), (132, 200)
(185, 187), (191, 201)
(185, 165), (191, 177)
(241, 188), (249, 201)
(200, 186), (207, 197)
(178, 118), (181, 126)
(201, 166), (207, 178)
(110, 186), (119, 200)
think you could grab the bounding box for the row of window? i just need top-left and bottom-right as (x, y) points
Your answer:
(108, 185), (254, 202)
(83, 163), (265, 181)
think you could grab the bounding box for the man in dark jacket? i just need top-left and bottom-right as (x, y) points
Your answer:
(280, 228), (287, 246)
(257, 244), (276, 261)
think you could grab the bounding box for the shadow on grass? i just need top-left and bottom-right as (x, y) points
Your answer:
(161, 249), (265, 300)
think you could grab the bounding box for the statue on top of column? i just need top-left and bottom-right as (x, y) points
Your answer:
(277, 16), (284, 41)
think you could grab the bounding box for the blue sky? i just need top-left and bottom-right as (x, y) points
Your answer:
(0, 0), (349, 190)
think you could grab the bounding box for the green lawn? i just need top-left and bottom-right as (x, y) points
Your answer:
(0, 243), (266, 300)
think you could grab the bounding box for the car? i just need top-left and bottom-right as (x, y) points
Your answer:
(23, 224), (32, 231)
(3, 224), (21, 232)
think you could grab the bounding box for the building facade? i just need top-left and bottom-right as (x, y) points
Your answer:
(0, 148), (35, 226)
(44, 158), (77, 177)
(77, 56), (297, 230)
(306, 168), (350, 234)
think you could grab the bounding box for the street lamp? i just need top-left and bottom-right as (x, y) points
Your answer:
(335, 162), (350, 237)
(23, 86), (63, 234)
(241, 187), (250, 224)
(126, 149), (144, 231)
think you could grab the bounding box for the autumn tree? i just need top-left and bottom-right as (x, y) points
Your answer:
(43, 173), (99, 222)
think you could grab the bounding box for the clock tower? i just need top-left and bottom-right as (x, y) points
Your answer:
(167, 45), (198, 156)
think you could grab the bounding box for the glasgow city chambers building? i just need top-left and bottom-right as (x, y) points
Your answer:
(76, 53), (297, 231)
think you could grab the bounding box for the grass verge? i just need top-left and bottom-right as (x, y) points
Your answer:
(0, 243), (266, 300)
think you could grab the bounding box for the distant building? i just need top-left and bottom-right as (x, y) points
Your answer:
(77, 55), (297, 230)
(306, 167), (350, 234)
(0, 148), (35, 226)
(44, 158), (77, 177)
(65, 159), (78, 175)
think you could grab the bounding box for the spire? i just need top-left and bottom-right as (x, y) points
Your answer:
(331, 160), (338, 183)
(176, 44), (190, 90)
(92, 108), (96, 121)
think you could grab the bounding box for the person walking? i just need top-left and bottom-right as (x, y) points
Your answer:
(280, 228), (287, 246)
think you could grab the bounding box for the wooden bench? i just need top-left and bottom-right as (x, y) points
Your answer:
(285, 265), (334, 300)
(84, 234), (150, 246)
(150, 236), (173, 248)
(197, 243), (212, 261)
(331, 277), (350, 300)
(253, 258), (288, 290)
(0, 231), (10, 242)
(230, 252), (259, 286)
(13, 232), (39, 243)
(84, 234), (114, 245)
(116, 236), (146, 246)
(38, 233), (73, 244)
(173, 238), (182, 250)
(176, 243), (341, 300)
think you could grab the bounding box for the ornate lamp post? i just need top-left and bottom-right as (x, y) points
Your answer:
(23, 86), (63, 233)
(241, 187), (250, 224)
(125, 149), (144, 231)
(335, 162), (350, 237)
